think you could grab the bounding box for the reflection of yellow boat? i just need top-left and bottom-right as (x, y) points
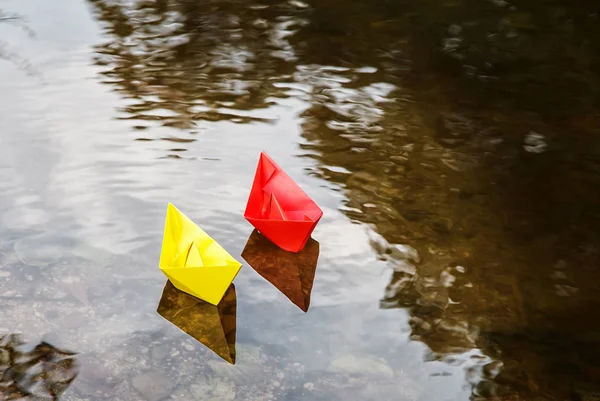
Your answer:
(157, 280), (236, 364)
(241, 229), (320, 312)
(159, 203), (242, 306)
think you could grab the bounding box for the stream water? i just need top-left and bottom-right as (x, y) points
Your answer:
(1, 0), (600, 400)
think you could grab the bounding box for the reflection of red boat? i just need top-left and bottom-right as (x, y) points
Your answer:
(244, 152), (323, 253)
(241, 230), (320, 312)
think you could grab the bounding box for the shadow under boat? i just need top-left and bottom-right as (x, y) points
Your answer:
(241, 229), (320, 312)
(156, 280), (237, 364)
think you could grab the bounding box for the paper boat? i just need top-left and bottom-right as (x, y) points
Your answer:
(241, 229), (320, 312)
(244, 152), (323, 253)
(157, 280), (237, 364)
(159, 203), (242, 305)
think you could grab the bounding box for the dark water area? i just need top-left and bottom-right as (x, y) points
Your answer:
(2, 0), (600, 400)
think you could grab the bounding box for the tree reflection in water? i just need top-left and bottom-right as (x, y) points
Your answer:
(294, 1), (600, 398)
(0, 8), (40, 78)
(0, 334), (79, 399)
(87, 0), (600, 398)
(88, 0), (302, 136)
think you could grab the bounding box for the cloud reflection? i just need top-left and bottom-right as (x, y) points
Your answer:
(156, 280), (237, 364)
(241, 229), (319, 312)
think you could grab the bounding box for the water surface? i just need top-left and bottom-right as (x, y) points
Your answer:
(1, 0), (600, 400)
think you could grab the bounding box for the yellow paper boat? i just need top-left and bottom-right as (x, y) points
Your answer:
(157, 280), (237, 364)
(159, 203), (242, 305)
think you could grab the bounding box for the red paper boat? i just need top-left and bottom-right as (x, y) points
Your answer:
(244, 152), (323, 253)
